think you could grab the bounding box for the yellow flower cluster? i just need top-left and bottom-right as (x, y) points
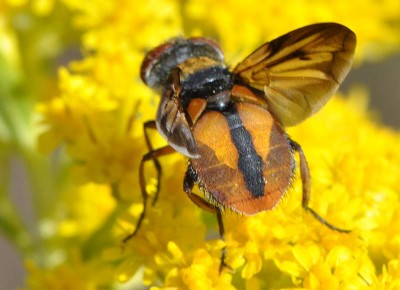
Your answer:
(2, 0), (400, 289)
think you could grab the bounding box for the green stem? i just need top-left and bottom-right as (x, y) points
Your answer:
(0, 187), (31, 252)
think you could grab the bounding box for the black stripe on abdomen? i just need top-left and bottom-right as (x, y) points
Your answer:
(222, 104), (265, 198)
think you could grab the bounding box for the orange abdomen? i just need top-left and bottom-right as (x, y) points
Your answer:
(191, 102), (294, 215)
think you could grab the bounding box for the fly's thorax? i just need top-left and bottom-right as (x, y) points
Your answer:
(179, 63), (234, 110)
(177, 56), (221, 79)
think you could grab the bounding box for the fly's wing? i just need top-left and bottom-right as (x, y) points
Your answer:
(156, 99), (196, 158)
(156, 89), (200, 158)
(155, 69), (209, 159)
(233, 23), (356, 126)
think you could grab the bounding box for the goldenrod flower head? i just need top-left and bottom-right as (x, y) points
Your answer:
(1, 0), (400, 289)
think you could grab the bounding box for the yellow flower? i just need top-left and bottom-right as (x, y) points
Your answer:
(378, 259), (400, 289)
(184, 0), (400, 62)
(58, 182), (115, 238)
(23, 250), (115, 290)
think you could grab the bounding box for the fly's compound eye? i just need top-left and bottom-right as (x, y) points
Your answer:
(140, 37), (225, 89)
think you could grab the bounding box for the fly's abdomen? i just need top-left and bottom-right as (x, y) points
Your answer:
(191, 102), (294, 215)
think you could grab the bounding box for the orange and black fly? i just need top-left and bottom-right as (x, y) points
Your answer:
(127, 23), (356, 271)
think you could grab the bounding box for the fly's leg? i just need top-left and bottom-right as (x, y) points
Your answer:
(184, 165), (233, 273)
(123, 120), (175, 243)
(290, 139), (351, 233)
(142, 121), (163, 205)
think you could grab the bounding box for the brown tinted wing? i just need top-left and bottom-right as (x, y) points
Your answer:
(233, 23), (356, 126)
(191, 103), (293, 215)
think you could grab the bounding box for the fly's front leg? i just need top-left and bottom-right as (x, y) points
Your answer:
(184, 165), (232, 273)
(143, 120), (163, 205)
(123, 144), (175, 243)
(289, 139), (351, 233)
